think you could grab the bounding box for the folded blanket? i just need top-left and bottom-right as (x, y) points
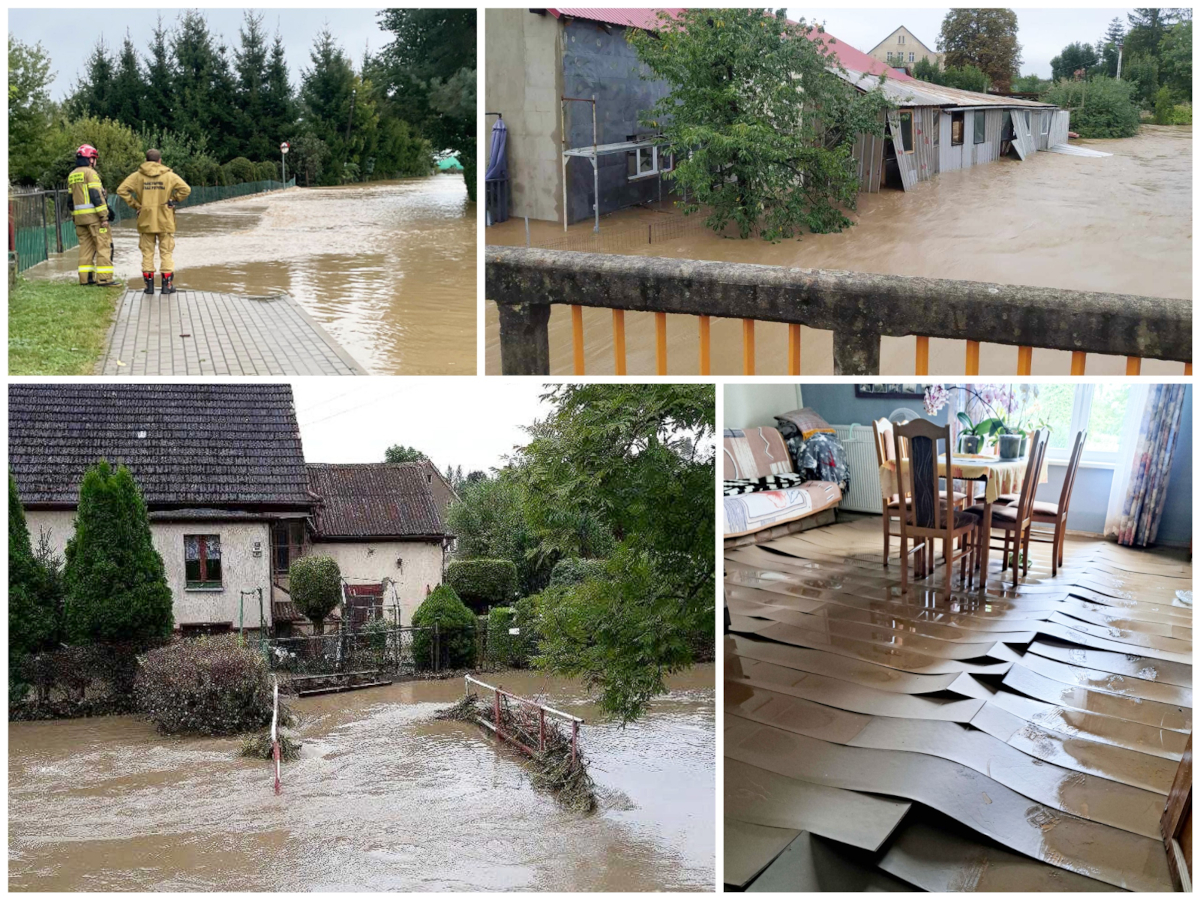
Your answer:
(724, 472), (807, 496)
(775, 407), (836, 440)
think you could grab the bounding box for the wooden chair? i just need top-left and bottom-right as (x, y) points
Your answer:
(968, 430), (1046, 586)
(872, 417), (968, 568)
(1003, 430), (1087, 577)
(891, 418), (981, 594)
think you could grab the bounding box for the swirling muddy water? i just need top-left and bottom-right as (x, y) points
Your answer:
(33, 176), (476, 375)
(486, 126), (1191, 376)
(8, 666), (714, 892)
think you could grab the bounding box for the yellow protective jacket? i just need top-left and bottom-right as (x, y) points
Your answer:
(116, 162), (192, 234)
(66, 165), (107, 226)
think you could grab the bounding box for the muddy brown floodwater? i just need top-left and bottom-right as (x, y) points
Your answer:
(9, 666), (714, 892)
(486, 126), (1191, 376)
(33, 176), (476, 375)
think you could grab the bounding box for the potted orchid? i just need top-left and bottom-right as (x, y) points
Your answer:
(923, 384), (1025, 457)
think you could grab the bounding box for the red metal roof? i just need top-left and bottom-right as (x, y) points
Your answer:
(548, 9), (908, 80)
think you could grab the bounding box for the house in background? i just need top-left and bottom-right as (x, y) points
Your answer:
(485, 8), (907, 225)
(9, 384), (452, 636)
(867, 26), (942, 73)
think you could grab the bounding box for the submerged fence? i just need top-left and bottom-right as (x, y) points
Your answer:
(486, 246), (1193, 377)
(8, 178), (295, 274)
(263, 624), (435, 677)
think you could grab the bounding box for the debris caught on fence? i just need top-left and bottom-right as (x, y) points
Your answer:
(240, 730), (302, 762)
(438, 677), (597, 813)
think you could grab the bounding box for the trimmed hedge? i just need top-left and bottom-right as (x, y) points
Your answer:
(134, 635), (286, 736)
(487, 607), (523, 668)
(10, 639), (168, 720)
(412, 584), (478, 670)
(548, 557), (608, 588)
(289, 556), (342, 633)
(446, 559), (518, 612)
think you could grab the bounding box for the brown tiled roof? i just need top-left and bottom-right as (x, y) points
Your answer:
(9, 384), (312, 509)
(307, 463), (447, 539)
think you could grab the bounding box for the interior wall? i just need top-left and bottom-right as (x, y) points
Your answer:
(723, 384), (804, 430)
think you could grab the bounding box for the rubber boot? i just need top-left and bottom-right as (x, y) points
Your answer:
(86, 273), (96, 286)
(161, 272), (176, 295)
(143, 272), (155, 295)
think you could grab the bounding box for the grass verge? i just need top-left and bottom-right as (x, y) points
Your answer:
(8, 277), (122, 375)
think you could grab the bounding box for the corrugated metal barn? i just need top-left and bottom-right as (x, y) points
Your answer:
(845, 72), (1069, 192)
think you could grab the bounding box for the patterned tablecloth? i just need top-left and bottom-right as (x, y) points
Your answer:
(880, 453), (1047, 504)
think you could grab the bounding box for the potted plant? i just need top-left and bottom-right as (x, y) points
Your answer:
(955, 414), (1006, 454)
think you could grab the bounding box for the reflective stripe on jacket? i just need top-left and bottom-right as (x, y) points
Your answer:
(67, 166), (107, 225)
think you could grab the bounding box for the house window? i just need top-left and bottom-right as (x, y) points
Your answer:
(908, 52), (915, 62)
(1022, 384), (1131, 464)
(897, 112), (914, 153)
(626, 140), (664, 180)
(898, 35), (905, 45)
(931, 111), (940, 146)
(973, 112), (986, 144)
(273, 521), (305, 576)
(886, 51), (893, 60)
(185, 535), (223, 589)
(1040, 114), (1050, 136)
(951, 111), (965, 146)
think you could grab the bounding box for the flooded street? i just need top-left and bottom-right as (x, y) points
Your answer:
(486, 126), (1191, 376)
(9, 666), (714, 892)
(33, 177), (476, 375)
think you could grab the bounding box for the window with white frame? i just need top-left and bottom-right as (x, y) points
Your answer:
(887, 51), (893, 60)
(1021, 384), (1131, 465)
(627, 142), (663, 180)
(908, 52), (915, 62)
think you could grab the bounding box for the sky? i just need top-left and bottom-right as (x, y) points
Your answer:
(788, 8), (1136, 78)
(9, 8), (390, 101)
(290, 380), (552, 474)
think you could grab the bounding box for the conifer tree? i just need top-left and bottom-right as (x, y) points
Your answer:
(9, 474), (58, 680)
(63, 461), (173, 644)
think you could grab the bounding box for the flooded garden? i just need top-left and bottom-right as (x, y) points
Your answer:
(486, 126), (1191, 377)
(8, 666), (715, 892)
(31, 176), (477, 376)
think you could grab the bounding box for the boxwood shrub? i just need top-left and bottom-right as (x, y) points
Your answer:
(134, 635), (285, 735)
(548, 557), (608, 588)
(446, 559), (518, 612)
(487, 607), (522, 668)
(411, 584), (478, 670)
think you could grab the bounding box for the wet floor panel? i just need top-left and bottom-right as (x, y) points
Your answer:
(486, 126), (1191, 376)
(33, 177), (476, 375)
(8, 666), (714, 892)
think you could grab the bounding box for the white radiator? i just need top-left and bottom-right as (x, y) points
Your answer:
(832, 424), (882, 513)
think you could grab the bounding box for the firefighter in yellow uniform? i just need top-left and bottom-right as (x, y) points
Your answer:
(66, 144), (115, 285)
(116, 149), (192, 295)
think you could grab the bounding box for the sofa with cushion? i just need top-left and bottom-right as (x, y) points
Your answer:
(723, 425), (843, 548)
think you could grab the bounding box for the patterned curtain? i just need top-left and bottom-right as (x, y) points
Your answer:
(1105, 384), (1186, 547)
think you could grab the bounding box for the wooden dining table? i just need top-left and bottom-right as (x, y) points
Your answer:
(879, 451), (1048, 582)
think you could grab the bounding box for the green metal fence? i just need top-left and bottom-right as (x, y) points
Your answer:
(9, 178), (296, 274)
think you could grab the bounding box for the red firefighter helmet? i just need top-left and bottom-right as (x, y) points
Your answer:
(76, 144), (100, 160)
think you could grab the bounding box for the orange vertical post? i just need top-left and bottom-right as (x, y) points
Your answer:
(787, 324), (801, 375)
(1126, 356), (1142, 376)
(915, 336), (929, 376)
(1017, 346), (1033, 376)
(655, 312), (668, 375)
(965, 340), (980, 376)
(742, 319), (755, 375)
(1070, 351), (1087, 376)
(571, 305), (585, 375)
(1185, 363), (1193, 376)
(612, 310), (627, 375)
(698, 316), (711, 375)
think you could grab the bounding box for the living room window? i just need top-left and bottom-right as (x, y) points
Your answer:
(273, 521), (305, 576)
(1021, 384), (1131, 465)
(185, 535), (223, 589)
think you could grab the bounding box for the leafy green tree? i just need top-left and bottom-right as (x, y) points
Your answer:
(1154, 85), (1176, 123)
(384, 445), (428, 463)
(1125, 8), (1184, 59)
(1158, 20), (1192, 102)
(1045, 76), (1141, 137)
(938, 8), (1022, 91)
(287, 130), (331, 186)
(377, 9), (476, 199)
(629, 8), (892, 241)
(1011, 73), (1051, 95)
(63, 461), (173, 645)
(1051, 42), (1099, 82)
(288, 555), (342, 634)
(446, 559), (518, 612)
(1123, 54), (1160, 107)
(38, 116), (144, 191)
(911, 56), (944, 85)
(8, 36), (55, 184)
(515, 384), (715, 722)
(942, 65), (990, 93)
(445, 475), (554, 596)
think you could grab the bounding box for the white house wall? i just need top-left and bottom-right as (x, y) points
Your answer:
(26, 513), (274, 630)
(484, 9), (564, 222)
(309, 540), (445, 627)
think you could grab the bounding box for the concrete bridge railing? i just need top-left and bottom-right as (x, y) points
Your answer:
(486, 246), (1192, 376)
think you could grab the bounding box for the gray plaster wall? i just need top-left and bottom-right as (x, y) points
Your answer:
(562, 19), (672, 224)
(484, 9), (564, 222)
